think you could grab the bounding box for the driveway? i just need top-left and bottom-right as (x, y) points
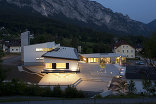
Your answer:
(76, 63), (120, 92)
(38, 63), (120, 92)
(1, 54), (21, 65)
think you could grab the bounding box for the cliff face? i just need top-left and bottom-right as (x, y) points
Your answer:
(0, 0), (151, 35)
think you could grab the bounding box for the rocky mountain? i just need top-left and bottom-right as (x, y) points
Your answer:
(0, 0), (152, 35)
(148, 19), (156, 32)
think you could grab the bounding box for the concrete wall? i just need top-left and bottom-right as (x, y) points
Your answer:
(10, 46), (21, 53)
(21, 31), (30, 61)
(44, 58), (79, 71)
(24, 42), (60, 65)
(115, 45), (135, 58)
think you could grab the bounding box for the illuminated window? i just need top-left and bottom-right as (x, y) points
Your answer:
(36, 57), (44, 60)
(45, 63), (52, 69)
(100, 58), (110, 63)
(56, 63), (66, 69)
(88, 58), (98, 63)
(36, 48), (53, 52)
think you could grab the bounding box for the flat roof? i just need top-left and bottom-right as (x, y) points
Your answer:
(24, 42), (55, 48)
(42, 47), (80, 61)
(80, 53), (125, 58)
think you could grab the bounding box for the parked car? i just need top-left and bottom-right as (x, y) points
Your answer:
(135, 61), (145, 65)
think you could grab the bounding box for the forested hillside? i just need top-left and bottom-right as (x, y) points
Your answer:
(0, 0), (145, 53)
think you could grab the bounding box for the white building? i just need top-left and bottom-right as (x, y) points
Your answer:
(42, 47), (80, 73)
(24, 42), (60, 66)
(80, 53), (126, 65)
(113, 41), (135, 58)
(2, 39), (21, 53)
(23, 41), (80, 73)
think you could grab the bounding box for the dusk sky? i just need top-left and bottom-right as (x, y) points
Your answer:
(93, 0), (156, 23)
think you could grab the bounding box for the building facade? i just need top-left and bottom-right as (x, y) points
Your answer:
(24, 42), (60, 66)
(113, 41), (135, 58)
(42, 47), (80, 73)
(2, 39), (21, 53)
(80, 53), (126, 65)
(23, 42), (79, 73)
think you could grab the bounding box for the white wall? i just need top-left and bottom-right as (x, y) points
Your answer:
(10, 46), (21, 53)
(44, 58), (79, 71)
(115, 45), (135, 58)
(24, 42), (60, 64)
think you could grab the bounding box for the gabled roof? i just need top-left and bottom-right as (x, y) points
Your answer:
(2, 39), (21, 47)
(114, 41), (135, 49)
(42, 47), (80, 61)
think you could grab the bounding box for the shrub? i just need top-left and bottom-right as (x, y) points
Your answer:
(52, 85), (63, 97)
(64, 86), (85, 98)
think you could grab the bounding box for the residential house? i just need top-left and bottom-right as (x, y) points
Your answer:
(113, 41), (135, 58)
(2, 39), (21, 53)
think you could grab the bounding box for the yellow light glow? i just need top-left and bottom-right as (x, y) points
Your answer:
(36, 48), (53, 52)
(83, 58), (86, 61)
(45, 63), (52, 69)
(88, 58), (98, 63)
(71, 67), (77, 71)
(56, 63), (66, 69)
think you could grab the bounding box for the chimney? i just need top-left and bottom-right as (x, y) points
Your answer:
(21, 31), (30, 62)
(78, 46), (82, 53)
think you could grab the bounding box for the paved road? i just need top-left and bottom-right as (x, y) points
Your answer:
(1, 55), (21, 65)
(1, 97), (156, 104)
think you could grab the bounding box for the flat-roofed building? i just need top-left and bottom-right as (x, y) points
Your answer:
(80, 53), (126, 65)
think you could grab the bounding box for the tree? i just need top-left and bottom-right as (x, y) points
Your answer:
(0, 67), (4, 83)
(128, 80), (136, 94)
(144, 33), (156, 66)
(142, 79), (155, 95)
(115, 79), (128, 94)
(99, 59), (106, 69)
(52, 85), (62, 97)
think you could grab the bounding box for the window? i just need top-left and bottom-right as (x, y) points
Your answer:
(36, 57), (44, 60)
(123, 50), (124, 53)
(16, 49), (18, 51)
(36, 48), (53, 52)
(127, 50), (128, 53)
(127, 46), (128, 48)
(131, 55), (133, 57)
(45, 63), (69, 69)
(88, 58), (98, 63)
(12, 49), (14, 51)
(56, 63), (66, 69)
(45, 63), (52, 69)
(123, 46), (124, 48)
(131, 50), (133, 53)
